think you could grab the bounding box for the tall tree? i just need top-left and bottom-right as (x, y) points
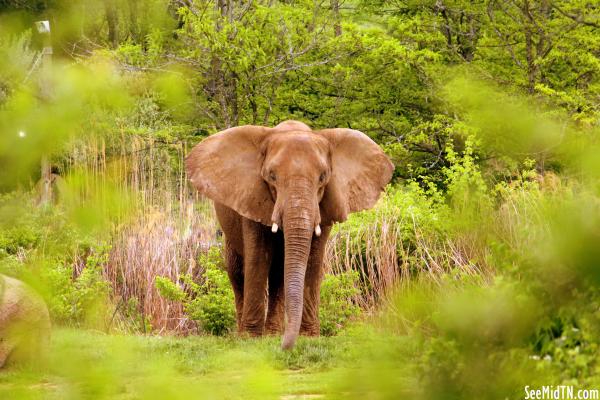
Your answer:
(104, 0), (119, 48)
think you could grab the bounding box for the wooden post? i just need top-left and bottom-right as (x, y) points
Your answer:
(36, 20), (53, 206)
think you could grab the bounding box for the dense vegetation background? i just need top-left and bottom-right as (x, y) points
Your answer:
(0, 0), (599, 398)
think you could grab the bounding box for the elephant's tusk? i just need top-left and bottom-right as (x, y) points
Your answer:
(272, 223), (278, 233)
(315, 224), (321, 237)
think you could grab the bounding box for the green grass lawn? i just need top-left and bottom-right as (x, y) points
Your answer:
(0, 329), (368, 400)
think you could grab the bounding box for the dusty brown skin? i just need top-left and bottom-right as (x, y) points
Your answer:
(185, 120), (393, 349)
(0, 274), (51, 368)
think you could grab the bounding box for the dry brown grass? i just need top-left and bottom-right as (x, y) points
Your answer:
(62, 135), (219, 333)
(105, 201), (217, 334)
(325, 212), (492, 313)
(103, 203), (491, 334)
(325, 217), (402, 310)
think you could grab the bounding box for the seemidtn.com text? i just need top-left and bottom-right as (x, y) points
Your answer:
(525, 386), (600, 400)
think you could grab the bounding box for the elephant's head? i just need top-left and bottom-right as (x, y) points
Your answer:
(185, 120), (393, 349)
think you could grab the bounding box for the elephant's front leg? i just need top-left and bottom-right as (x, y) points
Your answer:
(224, 242), (244, 331)
(265, 234), (285, 334)
(241, 219), (272, 336)
(300, 225), (332, 336)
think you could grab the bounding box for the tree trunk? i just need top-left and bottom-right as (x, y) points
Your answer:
(522, 0), (537, 94)
(39, 156), (52, 206)
(105, 0), (119, 48)
(36, 20), (53, 206)
(332, 0), (341, 37)
(128, 0), (140, 42)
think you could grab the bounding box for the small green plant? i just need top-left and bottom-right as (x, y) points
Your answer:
(319, 270), (361, 336)
(0, 224), (40, 255)
(156, 246), (236, 336)
(42, 245), (112, 326)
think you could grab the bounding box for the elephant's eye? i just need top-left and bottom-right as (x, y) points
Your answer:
(319, 172), (326, 183)
(269, 171), (276, 182)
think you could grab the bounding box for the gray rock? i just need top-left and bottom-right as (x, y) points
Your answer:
(0, 274), (51, 368)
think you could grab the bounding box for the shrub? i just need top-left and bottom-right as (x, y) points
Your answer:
(319, 270), (361, 336)
(156, 246), (236, 336)
(0, 194), (113, 326)
(0, 225), (40, 256)
(41, 245), (112, 326)
(326, 183), (453, 309)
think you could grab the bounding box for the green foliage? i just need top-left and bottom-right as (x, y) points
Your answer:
(0, 221), (40, 255)
(155, 275), (186, 302)
(336, 182), (447, 250)
(319, 271), (361, 336)
(156, 246), (236, 336)
(41, 245), (112, 326)
(185, 249), (236, 336)
(0, 193), (113, 326)
(0, 31), (36, 105)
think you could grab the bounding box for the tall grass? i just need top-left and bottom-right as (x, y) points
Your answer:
(325, 208), (492, 312)
(60, 134), (222, 333)
(106, 202), (217, 334)
(325, 217), (402, 310)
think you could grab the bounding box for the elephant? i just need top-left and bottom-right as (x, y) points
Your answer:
(0, 274), (51, 368)
(185, 120), (393, 349)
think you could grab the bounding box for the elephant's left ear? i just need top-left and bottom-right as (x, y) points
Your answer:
(317, 128), (394, 224)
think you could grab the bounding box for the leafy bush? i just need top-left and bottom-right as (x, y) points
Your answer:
(0, 194), (114, 326)
(40, 245), (112, 326)
(319, 271), (361, 336)
(0, 224), (40, 255)
(0, 32), (36, 105)
(156, 246), (236, 336)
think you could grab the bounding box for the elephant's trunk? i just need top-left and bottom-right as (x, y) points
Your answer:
(280, 183), (315, 350)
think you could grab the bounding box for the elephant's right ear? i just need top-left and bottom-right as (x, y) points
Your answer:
(185, 125), (274, 225)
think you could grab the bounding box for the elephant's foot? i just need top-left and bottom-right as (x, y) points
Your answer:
(264, 309), (284, 335)
(264, 322), (283, 335)
(240, 320), (265, 337)
(299, 323), (320, 337)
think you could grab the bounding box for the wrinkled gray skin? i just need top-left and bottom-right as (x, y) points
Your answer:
(0, 274), (51, 368)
